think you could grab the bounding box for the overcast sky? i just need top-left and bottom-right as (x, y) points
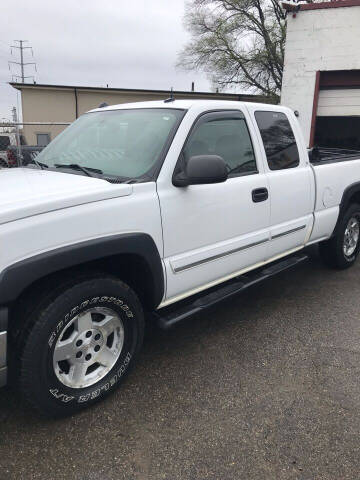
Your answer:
(0, 0), (215, 121)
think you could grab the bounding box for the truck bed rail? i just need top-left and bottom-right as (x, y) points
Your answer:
(309, 147), (360, 165)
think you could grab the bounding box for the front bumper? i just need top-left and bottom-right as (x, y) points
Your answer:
(0, 308), (8, 388)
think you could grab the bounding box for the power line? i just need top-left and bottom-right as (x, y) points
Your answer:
(8, 40), (37, 83)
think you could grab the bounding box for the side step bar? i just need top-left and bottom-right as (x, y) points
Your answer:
(156, 254), (308, 330)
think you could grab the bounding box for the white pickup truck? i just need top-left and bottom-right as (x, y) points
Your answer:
(1, 99), (360, 416)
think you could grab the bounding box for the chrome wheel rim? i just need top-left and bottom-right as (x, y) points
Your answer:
(53, 307), (124, 389)
(343, 216), (360, 258)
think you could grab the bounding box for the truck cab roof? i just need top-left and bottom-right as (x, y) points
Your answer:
(89, 99), (293, 116)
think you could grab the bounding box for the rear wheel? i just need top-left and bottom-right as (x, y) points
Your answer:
(18, 276), (144, 416)
(319, 203), (360, 269)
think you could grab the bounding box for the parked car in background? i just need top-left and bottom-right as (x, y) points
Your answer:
(6, 145), (44, 167)
(0, 133), (26, 167)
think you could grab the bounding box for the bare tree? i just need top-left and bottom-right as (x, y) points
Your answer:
(178, 0), (286, 102)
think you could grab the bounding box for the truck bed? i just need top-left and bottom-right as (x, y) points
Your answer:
(308, 150), (360, 244)
(310, 147), (360, 166)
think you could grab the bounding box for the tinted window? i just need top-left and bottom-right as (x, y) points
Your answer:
(183, 112), (257, 177)
(255, 111), (300, 170)
(0, 136), (10, 150)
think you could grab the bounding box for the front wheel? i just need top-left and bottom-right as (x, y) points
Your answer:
(319, 203), (360, 269)
(18, 276), (144, 416)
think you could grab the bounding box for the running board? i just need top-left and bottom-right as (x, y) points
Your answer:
(155, 254), (308, 330)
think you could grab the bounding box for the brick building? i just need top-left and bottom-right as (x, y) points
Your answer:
(281, 0), (360, 149)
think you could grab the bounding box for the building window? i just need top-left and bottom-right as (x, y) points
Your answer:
(36, 133), (50, 146)
(255, 111), (300, 170)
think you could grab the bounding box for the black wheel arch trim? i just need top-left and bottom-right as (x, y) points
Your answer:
(333, 182), (360, 236)
(0, 307), (8, 331)
(0, 233), (164, 310)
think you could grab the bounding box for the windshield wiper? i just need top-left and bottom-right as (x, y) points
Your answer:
(30, 159), (49, 170)
(54, 163), (103, 177)
(122, 178), (143, 184)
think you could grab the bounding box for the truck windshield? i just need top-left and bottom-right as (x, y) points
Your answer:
(36, 108), (184, 180)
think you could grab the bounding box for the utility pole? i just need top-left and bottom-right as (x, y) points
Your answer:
(9, 40), (36, 83)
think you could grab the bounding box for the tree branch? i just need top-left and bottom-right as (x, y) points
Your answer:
(178, 0), (286, 100)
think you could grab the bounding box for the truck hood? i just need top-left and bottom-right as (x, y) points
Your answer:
(0, 168), (132, 225)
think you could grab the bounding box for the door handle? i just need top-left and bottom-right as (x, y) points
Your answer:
(252, 188), (268, 203)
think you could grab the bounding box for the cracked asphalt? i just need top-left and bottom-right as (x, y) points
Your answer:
(1, 247), (360, 480)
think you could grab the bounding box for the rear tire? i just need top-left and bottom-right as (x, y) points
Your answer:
(319, 203), (360, 269)
(18, 276), (144, 417)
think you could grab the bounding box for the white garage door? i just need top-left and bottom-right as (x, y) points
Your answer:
(318, 88), (360, 116)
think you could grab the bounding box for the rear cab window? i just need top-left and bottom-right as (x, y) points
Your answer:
(255, 111), (300, 170)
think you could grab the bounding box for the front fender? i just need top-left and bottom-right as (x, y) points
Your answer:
(0, 233), (164, 309)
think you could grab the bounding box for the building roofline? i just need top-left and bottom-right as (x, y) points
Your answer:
(9, 82), (263, 99)
(282, 0), (360, 12)
(301, 0), (360, 10)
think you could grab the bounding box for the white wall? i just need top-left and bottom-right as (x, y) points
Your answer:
(281, 6), (360, 146)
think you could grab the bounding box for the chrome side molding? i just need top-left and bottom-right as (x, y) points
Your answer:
(172, 225), (307, 273)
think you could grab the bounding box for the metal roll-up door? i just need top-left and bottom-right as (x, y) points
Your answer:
(318, 88), (360, 116)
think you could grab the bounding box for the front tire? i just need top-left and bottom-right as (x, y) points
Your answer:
(18, 276), (144, 416)
(319, 203), (360, 269)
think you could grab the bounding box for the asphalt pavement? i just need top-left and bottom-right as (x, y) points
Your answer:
(1, 247), (360, 480)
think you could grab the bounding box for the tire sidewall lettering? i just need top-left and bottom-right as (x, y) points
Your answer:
(48, 296), (133, 348)
(50, 351), (132, 404)
(47, 295), (135, 405)
(77, 352), (132, 404)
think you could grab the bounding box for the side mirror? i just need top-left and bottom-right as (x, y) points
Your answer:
(173, 155), (228, 187)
